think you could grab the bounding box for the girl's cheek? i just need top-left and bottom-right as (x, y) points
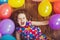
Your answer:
(18, 19), (21, 22)
(18, 20), (21, 24)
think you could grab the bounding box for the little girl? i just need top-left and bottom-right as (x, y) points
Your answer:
(12, 10), (48, 40)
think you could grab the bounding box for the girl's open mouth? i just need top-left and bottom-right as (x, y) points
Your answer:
(21, 22), (24, 25)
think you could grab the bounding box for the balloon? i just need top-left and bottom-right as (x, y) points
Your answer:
(38, 0), (52, 17)
(53, 2), (60, 14)
(0, 5), (1, 9)
(1, 34), (16, 40)
(32, 0), (60, 2)
(8, 0), (25, 8)
(49, 14), (60, 30)
(0, 3), (12, 19)
(49, 0), (60, 2)
(0, 19), (15, 35)
(0, 33), (2, 38)
(0, 0), (8, 4)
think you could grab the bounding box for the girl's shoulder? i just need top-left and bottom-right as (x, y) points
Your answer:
(16, 27), (20, 31)
(16, 27), (25, 33)
(16, 27), (25, 30)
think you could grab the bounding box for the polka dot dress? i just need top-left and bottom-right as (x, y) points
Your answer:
(16, 22), (47, 40)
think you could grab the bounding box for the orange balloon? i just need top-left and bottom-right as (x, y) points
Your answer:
(49, 0), (60, 2)
(32, 0), (60, 2)
(0, 4), (12, 19)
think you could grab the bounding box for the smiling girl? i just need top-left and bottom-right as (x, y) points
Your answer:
(12, 10), (48, 40)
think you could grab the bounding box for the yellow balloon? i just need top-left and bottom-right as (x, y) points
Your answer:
(38, 0), (52, 17)
(8, 0), (25, 8)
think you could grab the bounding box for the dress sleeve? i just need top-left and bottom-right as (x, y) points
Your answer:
(16, 27), (20, 31)
(16, 27), (22, 33)
(26, 21), (32, 26)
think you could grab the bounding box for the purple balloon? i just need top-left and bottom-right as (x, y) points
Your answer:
(0, 19), (15, 35)
(49, 14), (60, 30)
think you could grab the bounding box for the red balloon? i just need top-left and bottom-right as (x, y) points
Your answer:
(0, 3), (12, 19)
(50, 0), (60, 2)
(53, 2), (60, 14)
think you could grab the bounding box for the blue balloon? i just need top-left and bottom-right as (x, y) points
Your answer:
(1, 34), (16, 40)
(0, 0), (8, 4)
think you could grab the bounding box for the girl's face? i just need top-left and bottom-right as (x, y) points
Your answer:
(18, 13), (27, 27)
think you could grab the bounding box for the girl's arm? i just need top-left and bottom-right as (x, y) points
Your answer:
(16, 31), (21, 40)
(31, 21), (48, 26)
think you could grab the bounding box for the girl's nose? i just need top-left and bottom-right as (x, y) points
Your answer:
(21, 19), (24, 22)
